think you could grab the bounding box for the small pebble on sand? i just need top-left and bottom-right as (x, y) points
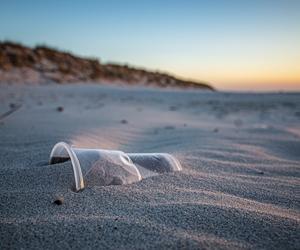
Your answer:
(9, 103), (17, 109)
(56, 106), (64, 112)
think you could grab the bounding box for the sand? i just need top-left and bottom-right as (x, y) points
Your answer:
(0, 84), (299, 249)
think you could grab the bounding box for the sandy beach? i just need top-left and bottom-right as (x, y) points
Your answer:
(0, 84), (299, 249)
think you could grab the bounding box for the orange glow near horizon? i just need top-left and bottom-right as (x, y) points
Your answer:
(191, 70), (300, 91)
(214, 80), (300, 92)
(193, 70), (300, 91)
(164, 56), (300, 91)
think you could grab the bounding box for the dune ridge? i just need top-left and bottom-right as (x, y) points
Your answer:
(0, 42), (213, 90)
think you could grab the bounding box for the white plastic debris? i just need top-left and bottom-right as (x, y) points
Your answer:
(49, 142), (182, 191)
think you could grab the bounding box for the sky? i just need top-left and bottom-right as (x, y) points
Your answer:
(0, 0), (299, 91)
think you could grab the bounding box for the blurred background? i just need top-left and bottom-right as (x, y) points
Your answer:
(0, 0), (299, 91)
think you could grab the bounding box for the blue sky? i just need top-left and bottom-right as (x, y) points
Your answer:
(0, 0), (300, 90)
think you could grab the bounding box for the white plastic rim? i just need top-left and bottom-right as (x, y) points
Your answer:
(49, 142), (84, 191)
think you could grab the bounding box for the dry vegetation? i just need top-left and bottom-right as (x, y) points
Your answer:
(0, 41), (213, 89)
